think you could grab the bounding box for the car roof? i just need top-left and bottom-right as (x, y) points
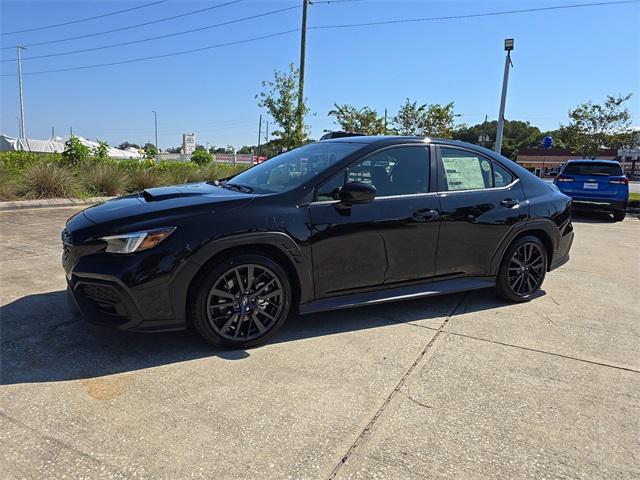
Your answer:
(565, 158), (620, 164)
(322, 135), (477, 148)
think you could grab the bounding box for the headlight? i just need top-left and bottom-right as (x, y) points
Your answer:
(100, 227), (176, 254)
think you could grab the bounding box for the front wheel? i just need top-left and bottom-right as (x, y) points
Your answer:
(190, 254), (292, 348)
(495, 236), (547, 303)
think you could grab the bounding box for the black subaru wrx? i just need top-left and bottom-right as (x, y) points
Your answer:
(63, 136), (574, 348)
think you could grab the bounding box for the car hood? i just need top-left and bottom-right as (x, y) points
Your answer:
(79, 182), (254, 230)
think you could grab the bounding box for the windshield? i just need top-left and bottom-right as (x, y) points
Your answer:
(225, 142), (363, 193)
(563, 162), (623, 176)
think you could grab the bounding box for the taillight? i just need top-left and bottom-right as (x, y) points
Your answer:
(555, 175), (573, 183)
(609, 177), (628, 185)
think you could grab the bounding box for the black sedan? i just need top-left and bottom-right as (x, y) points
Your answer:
(63, 136), (574, 348)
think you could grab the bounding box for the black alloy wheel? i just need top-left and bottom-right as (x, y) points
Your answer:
(495, 235), (547, 302)
(191, 254), (291, 348)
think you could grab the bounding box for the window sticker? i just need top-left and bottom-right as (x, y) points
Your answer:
(480, 159), (491, 172)
(442, 156), (486, 190)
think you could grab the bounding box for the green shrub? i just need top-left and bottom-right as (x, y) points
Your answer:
(20, 163), (79, 198)
(191, 149), (212, 166)
(0, 151), (42, 172)
(154, 161), (201, 185)
(80, 161), (128, 196)
(127, 168), (161, 192)
(118, 159), (155, 172)
(61, 136), (90, 167)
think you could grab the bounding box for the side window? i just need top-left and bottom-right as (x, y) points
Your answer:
(492, 161), (514, 187)
(315, 146), (429, 201)
(440, 148), (493, 191)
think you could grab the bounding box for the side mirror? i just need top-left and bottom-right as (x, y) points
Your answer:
(339, 181), (376, 205)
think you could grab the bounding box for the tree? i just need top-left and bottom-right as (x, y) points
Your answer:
(191, 149), (212, 166)
(422, 102), (459, 138)
(143, 143), (158, 160)
(559, 93), (633, 158)
(257, 63), (309, 150)
(328, 104), (386, 135)
(61, 136), (90, 166)
(117, 141), (139, 150)
(392, 99), (426, 135)
(92, 140), (109, 160)
(453, 120), (542, 160)
(166, 146), (182, 154)
(195, 144), (206, 151)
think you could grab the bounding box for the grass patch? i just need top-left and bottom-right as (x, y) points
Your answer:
(20, 162), (80, 199)
(629, 192), (640, 209)
(0, 151), (250, 200)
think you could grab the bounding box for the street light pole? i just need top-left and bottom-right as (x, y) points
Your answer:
(152, 110), (158, 150)
(495, 38), (514, 155)
(16, 46), (26, 139)
(296, 0), (309, 140)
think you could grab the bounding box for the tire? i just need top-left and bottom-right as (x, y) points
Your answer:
(495, 235), (547, 303)
(190, 254), (292, 349)
(612, 210), (626, 222)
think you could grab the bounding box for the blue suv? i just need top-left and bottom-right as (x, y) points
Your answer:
(554, 159), (628, 221)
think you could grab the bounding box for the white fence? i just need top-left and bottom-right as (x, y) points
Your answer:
(156, 152), (254, 164)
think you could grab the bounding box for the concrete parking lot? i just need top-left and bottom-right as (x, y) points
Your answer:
(1, 206), (639, 480)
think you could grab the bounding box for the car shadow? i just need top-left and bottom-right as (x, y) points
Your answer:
(1, 288), (525, 385)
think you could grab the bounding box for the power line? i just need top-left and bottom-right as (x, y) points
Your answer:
(308, 0), (639, 30)
(2, 5), (301, 63)
(0, 0), (244, 50)
(2, 0), (635, 77)
(1, 30), (300, 77)
(0, 0), (169, 36)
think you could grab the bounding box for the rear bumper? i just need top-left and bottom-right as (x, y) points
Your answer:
(550, 229), (573, 271)
(569, 197), (627, 212)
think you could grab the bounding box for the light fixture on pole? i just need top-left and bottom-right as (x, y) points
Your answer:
(495, 38), (514, 155)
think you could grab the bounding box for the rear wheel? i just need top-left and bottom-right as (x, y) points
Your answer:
(612, 210), (626, 222)
(190, 254), (291, 348)
(495, 236), (547, 303)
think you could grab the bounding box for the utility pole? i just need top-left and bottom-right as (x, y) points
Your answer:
(257, 114), (262, 159)
(296, 0), (309, 140)
(495, 38), (514, 155)
(16, 46), (26, 139)
(152, 110), (158, 150)
(384, 108), (388, 134)
(265, 121), (269, 157)
(480, 114), (488, 147)
(51, 126), (55, 139)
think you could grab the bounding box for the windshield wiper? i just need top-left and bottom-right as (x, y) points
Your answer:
(217, 181), (254, 193)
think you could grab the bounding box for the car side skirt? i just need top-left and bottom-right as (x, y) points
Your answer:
(298, 277), (495, 315)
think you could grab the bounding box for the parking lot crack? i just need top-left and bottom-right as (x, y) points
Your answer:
(327, 294), (468, 479)
(445, 331), (640, 374)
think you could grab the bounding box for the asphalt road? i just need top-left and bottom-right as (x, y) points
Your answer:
(544, 178), (640, 194)
(1, 207), (639, 479)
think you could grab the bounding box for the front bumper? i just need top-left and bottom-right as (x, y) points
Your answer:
(66, 276), (186, 332)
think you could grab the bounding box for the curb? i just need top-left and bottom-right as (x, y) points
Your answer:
(0, 197), (114, 211)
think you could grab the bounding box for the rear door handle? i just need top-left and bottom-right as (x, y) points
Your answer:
(412, 209), (439, 222)
(500, 198), (519, 208)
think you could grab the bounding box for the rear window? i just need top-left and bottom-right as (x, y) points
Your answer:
(562, 162), (623, 176)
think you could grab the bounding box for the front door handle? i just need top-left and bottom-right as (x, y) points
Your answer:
(500, 198), (519, 208)
(412, 209), (439, 222)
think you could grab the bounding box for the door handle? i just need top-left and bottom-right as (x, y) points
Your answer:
(412, 209), (439, 222)
(500, 198), (519, 208)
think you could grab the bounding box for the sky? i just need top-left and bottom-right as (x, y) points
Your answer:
(1, 0), (639, 150)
